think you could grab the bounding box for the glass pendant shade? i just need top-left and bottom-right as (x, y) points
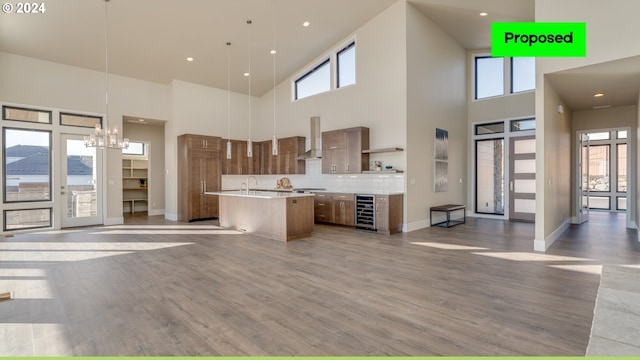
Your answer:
(272, 134), (278, 155)
(247, 139), (253, 157)
(226, 140), (232, 159)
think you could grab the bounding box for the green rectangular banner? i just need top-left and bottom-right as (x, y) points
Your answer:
(492, 22), (586, 57)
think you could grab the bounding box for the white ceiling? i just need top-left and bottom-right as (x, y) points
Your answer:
(2, 0), (638, 111)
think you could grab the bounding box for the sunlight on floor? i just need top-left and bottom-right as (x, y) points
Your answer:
(0, 323), (70, 356)
(106, 224), (225, 230)
(94, 229), (243, 235)
(548, 264), (603, 275)
(472, 252), (594, 262)
(410, 242), (489, 251)
(0, 242), (194, 262)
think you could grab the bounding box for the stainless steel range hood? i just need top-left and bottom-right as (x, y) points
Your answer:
(297, 116), (322, 160)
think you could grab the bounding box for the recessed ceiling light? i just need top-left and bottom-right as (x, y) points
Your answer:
(302, 21), (310, 27)
(243, 72), (250, 77)
(270, 49), (277, 55)
(593, 92), (605, 97)
(186, 57), (194, 62)
(138, 119), (145, 122)
(479, 12), (488, 16)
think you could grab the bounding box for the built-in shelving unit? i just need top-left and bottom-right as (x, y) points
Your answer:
(362, 147), (404, 173)
(122, 158), (148, 214)
(362, 170), (404, 173)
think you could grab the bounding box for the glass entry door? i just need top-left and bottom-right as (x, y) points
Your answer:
(577, 133), (590, 223)
(509, 135), (536, 221)
(60, 134), (103, 227)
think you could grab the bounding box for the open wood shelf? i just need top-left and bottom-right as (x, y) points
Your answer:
(362, 147), (404, 154)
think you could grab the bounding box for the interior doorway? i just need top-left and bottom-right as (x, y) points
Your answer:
(575, 128), (630, 226)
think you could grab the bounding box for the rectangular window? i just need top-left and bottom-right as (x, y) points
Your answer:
(617, 130), (628, 139)
(617, 197), (627, 211)
(617, 143), (627, 192)
(60, 112), (102, 128)
(588, 131), (610, 141)
(587, 145), (610, 192)
(511, 57), (535, 93)
(295, 59), (330, 100)
(4, 128), (52, 203)
(2, 105), (52, 124)
(510, 118), (535, 132)
(475, 122), (504, 135)
(122, 141), (145, 156)
(337, 42), (355, 88)
(588, 196), (610, 210)
(475, 56), (504, 99)
(4, 208), (52, 231)
(475, 138), (505, 215)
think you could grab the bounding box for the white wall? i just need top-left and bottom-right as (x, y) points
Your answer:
(0, 51), (170, 224)
(534, 78), (571, 251)
(405, 3), (467, 230)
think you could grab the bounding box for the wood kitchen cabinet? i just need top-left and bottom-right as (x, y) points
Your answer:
(276, 136), (306, 175)
(332, 193), (355, 226)
(312, 192), (355, 226)
(259, 140), (277, 175)
(375, 194), (403, 235)
(221, 139), (259, 175)
(178, 134), (221, 222)
(322, 127), (369, 174)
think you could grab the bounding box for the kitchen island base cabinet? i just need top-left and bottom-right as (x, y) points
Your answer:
(219, 194), (314, 242)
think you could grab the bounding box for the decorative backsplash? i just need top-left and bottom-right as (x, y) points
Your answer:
(222, 159), (404, 194)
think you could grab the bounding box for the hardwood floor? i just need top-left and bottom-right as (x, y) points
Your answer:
(1, 212), (638, 355)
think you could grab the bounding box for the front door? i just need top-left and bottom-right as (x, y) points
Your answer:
(60, 134), (103, 227)
(509, 136), (536, 221)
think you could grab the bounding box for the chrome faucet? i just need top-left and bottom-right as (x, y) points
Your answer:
(240, 182), (248, 195)
(247, 176), (258, 193)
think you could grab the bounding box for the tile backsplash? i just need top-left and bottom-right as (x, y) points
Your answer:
(222, 159), (405, 194)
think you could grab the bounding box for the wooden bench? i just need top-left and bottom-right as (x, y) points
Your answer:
(430, 204), (466, 228)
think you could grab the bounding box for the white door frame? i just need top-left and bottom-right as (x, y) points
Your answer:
(59, 133), (104, 228)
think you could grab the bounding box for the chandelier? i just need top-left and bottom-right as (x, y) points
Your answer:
(85, 0), (128, 150)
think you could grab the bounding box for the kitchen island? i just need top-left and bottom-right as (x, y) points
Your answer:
(207, 190), (315, 242)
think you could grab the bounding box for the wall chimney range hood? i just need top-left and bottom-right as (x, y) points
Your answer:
(297, 116), (322, 160)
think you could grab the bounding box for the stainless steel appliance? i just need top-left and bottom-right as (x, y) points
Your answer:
(355, 194), (376, 231)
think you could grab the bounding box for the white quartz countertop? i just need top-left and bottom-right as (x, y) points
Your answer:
(311, 190), (404, 195)
(206, 190), (315, 199)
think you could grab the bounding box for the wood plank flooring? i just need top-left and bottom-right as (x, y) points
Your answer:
(1, 212), (638, 356)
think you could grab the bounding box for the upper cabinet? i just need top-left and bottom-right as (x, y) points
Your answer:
(223, 136), (306, 175)
(322, 127), (369, 174)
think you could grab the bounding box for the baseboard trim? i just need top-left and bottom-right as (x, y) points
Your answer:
(405, 219), (430, 232)
(148, 209), (165, 216)
(165, 212), (178, 221)
(535, 219), (570, 252)
(105, 217), (124, 226)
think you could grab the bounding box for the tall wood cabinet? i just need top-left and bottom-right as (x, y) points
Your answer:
(322, 127), (369, 174)
(178, 134), (221, 222)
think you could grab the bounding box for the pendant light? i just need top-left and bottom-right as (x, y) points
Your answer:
(226, 42), (232, 160)
(271, 3), (279, 156)
(246, 19), (253, 158)
(84, 0), (129, 150)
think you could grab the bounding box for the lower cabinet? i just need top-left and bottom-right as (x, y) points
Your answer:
(313, 192), (403, 235)
(375, 194), (403, 235)
(313, 192), (355, 226)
